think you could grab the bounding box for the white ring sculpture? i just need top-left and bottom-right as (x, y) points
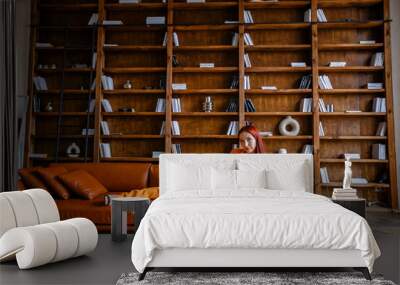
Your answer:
(0, 189), (97, 269)
(279, 116), (300, 136)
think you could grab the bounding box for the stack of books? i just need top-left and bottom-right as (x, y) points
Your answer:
(301, 144), (313, 154)
(318, 74), (333, 89)
(36, 42), (53, 48)
(318, 98), (334, 112)
(244, 75), (251, 90)
(372, 144), (386, 160)
(172, 144), (182, 153)
(155, 98), (166, 112)
(172, 83), (187, 90)
(299, 98), (312, 112)
(244, 53), (252, 68)
(329, 61), (346, 67)
(226, 98), (238, 112)
(343, 153), (361, 160)
(88, 13), (98, 25)
(367, 82), (383, 90)
(172, 98), (182, 112)
(100, 143), (112, 158)
(244, 99), (256, 112)
(319, 121), (325, 136)
(103, 20), (123, 25)
(230, 75), (239, 89)
(227, 121), (239, 135)
(360, 40), (376, 44)
(200, 63), (214, 68)
(119, 0), (140, 3)
(370, 52), (384, 66)
(261, 86), (277, 90)
(332, 188), (358, 200)
(244, 33), (254, 46)
(146, 16), (165, 25)
(376, 122), (387, 136)
(82, 128), (95, 135)
(304, 8), (327, 22)
(244, 10), (254, 23)
(101, 99), (113, 112)
(101, 75), (114, 90)
(100, 121), (110, 135)
(33, 76), (48, 91)
(372, 97), (386, 112)
(320, 167), (330, 183)
(299, 74), (312, 89)
(290, 62), (306, 67)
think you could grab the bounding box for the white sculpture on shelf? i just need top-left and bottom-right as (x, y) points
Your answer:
(342, 157), (353, 190)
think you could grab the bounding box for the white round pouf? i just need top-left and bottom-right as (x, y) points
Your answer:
(279, 116), (300, 136)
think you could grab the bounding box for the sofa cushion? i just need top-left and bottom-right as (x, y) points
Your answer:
(122, 187), (159, 201)
(149, 165), (159, 187)
(51, 163), (152, 192)
(18, 167), (47, 190)
(36, 166), (70, 199)
(58, 170), (107, 200)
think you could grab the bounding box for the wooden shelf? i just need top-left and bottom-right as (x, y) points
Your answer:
(31, 156), (93, 162)
(35, 68), (95, 73)
(104, 45), (166, 52)
(245, 112), (312, 116)
(245, 89), (312, 95)
(318, 0), (382, 8)
(105, 3), (167, 10)
(172, 135), (238, 139)
(172, 2), (237, 10)
(262, 136), (313, 140)
(320, 158), (388, 164)
(321, 182), (390, 188)
(39, 4), (97, 11)
(174, 45), (237, 51)
(320, 136), (387, 140)
(103, 67), (166, 74)
(172, 112), (238, 116)
(102, 112), (165, 117)
(103, 89), (165, 95)
(319, 89), (385, 94)
(319, 43), (384, 50)
(102, 135), (163, 139)
(36, 89), (93, 95)
(319, 112), (386, 117)
(246, 67), (311, 73)
(101, 157), (159, 162)
(173, 67), (238, 73)
(244, 1), (310, 8)
(32, 135), (94, 139)
(318, 66), (384, 73)
(317, 21), (384, 29)
(173, 89), (238, 95)
(245, 23), (310, 30)
(245, 44), (311, 51)
(174, 25), (237, 31)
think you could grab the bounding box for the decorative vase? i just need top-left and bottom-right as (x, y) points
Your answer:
(202, 96), (213, 112)
(279, 116), (300, 136)
(44, 102), (53, 112)
(123, 80), (132, 89)
(66, 142), (80, 158)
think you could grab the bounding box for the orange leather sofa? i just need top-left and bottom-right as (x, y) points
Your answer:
(18, 163), (159, 232)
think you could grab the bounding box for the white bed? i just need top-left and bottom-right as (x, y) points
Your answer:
(131, 154), (380, 280)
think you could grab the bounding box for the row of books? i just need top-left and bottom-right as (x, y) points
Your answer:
(172, 143), (182, 154)
(101, 75), (114, 90)
(160, 121), (180, 135)
(318, 74), (333, 90)
(244, 10), (254, 24)
(299, 74), (312, 89)
(372, 97), (387, 112)
(33, 76), (48, 91)
(318, 98), (334, 112)
(304, 8), (327, 23)
(244, 98), (256, 112)
(155, 98), (182, 112)
(226, 121), (239, 135)
(370, 52), (384, 67)
(332, 188), (358, 200)
(372, 144), (386, 160)
(231, 33), (254, 46)
(299, 98), (312, 112)
(162, 32), (180, 47)
(320, 167), (330, 183)
(244, 75), (251, 90)
(100, 143), (112, 158)
(301, 144), (313, 154)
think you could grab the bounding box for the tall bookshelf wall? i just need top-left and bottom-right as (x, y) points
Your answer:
(26, 0), (398, 209)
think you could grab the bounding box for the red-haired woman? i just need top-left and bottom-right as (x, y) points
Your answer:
(231, 125), (266, 154)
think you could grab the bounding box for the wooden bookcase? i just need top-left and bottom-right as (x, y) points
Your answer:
(25, 0), (398, 209)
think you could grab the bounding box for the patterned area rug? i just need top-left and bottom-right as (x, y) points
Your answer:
(116, 271), (396, 285)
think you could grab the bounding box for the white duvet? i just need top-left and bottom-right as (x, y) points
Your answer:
(131, 190), (380, 273)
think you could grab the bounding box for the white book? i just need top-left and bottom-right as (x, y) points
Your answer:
(261, 86), (277, 90)
(360, 40), (376, 44)
(103, 20), (123, 25)
(344, 153), (361, 160)
(376, 122), (387, 136)
(318, 98), (327, 112)
(160, 121), (166, 135)
(103, 43), (119, 47)
(319, 121), (325, 136)
(351, 178), (369, 184)
(92, 52), (97, 68)
(152, 151), (164, 158)
(173, 32), (179, 46)
(88, 13), (98, 25)
(244, 53), (252, 68)
(227, 121), (234, 135)
(380, 98), (386, 112)
(232, 33), (239, 46)
(244, 76), (251, 90)
(224, 20), (239, 24)
(172, 121), (180, 135)
(291, 62), (306, 67)
(244, 33), (254, 46)
(304, 9), (311, 23)
(88, 99), (96, 112)
(162, 32), (167, 46)
(100, 121), (110, 135)
(33, 76), (48, 91)
(317, 9), (327, 22)
(146, 16), (165, 25)
(90, 79), (96, 91)
(119, 0), (140, 3)
(187, 0), (205, 2)
(172, 83), (187, 90)
(100, 143), (112, 158)
(320, 167), (330, 183)
(200, 63), (215, 68)
(323, 75), (333, 89)
(370, 52), (384, 66)
(329, 61), (347, 67)
(244, 10), (254, 23)
(101, 99), (113, 112)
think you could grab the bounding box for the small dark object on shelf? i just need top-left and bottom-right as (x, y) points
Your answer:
(377, 171), (389, 183)
(118, 107), (135, 112)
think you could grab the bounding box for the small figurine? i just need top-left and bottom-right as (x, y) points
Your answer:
(202, 96), (213, 112)
(66, 142), (80, 158)
(44, 102), (53, 112)
(342, 157), (353, 190)
(123, 80), (132, 89)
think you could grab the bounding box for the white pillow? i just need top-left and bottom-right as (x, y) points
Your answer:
(236, 169), (267, 189)
(212, 168), (237, 190)
(167, 162), (212, 192)
(266, 168), (306, 191)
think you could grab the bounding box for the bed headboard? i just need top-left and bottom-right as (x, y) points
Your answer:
(159, 154), (314, 195)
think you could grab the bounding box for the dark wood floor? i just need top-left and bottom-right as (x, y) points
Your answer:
(1, 209), (399, 285)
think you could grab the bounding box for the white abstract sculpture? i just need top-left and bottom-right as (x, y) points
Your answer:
(342, 157), (353, 190)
